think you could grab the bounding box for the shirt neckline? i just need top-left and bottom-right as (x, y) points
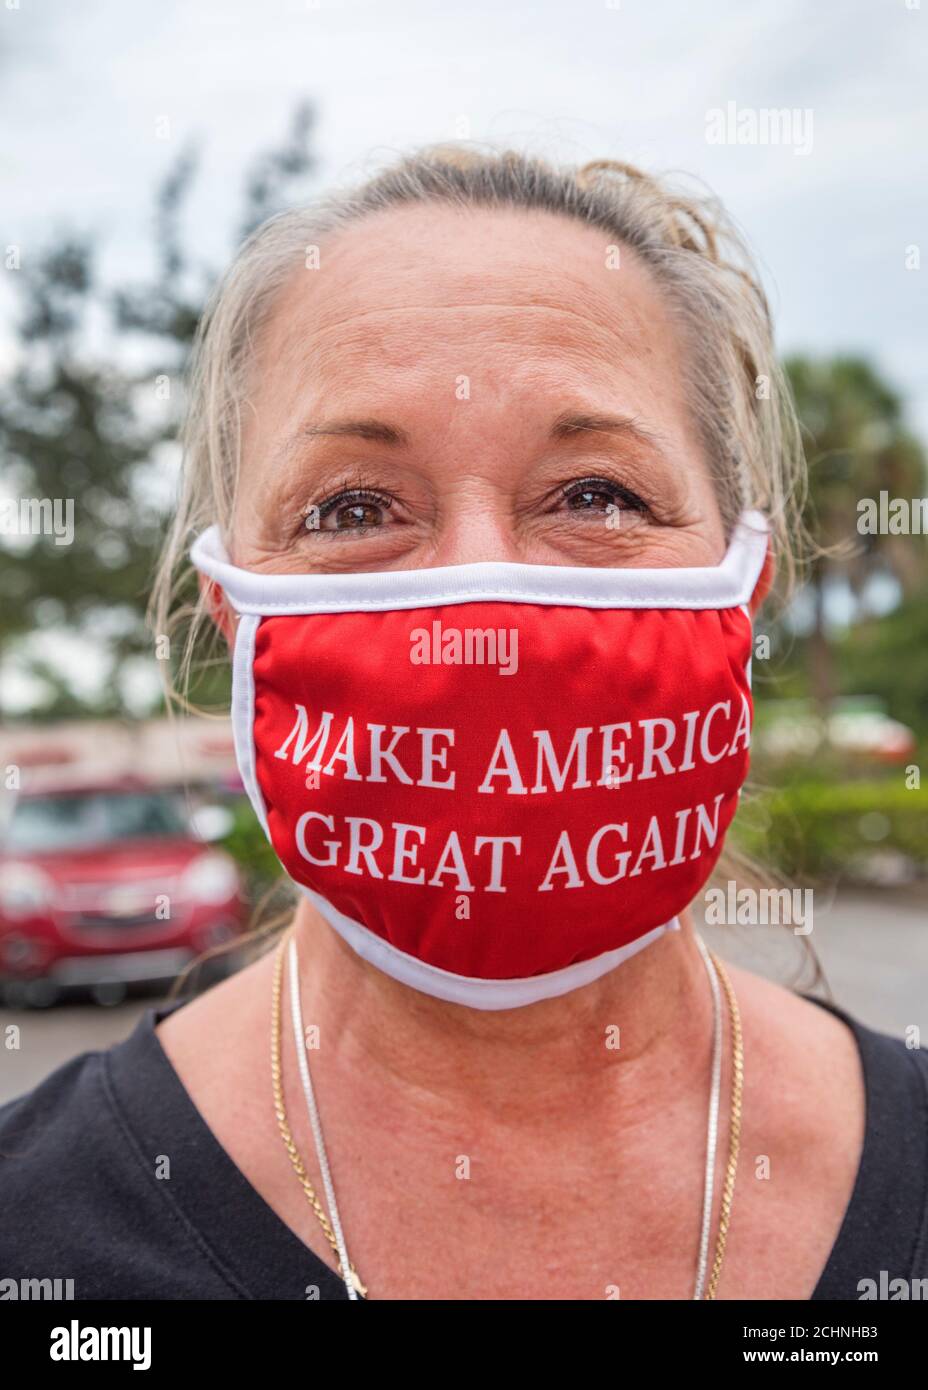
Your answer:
(104, 996), (350, 1301)
(102, 990), (921, 1301)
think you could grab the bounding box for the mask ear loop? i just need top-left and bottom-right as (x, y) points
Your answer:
(747, 545), (775, 617)
(199, 574), (238, 644)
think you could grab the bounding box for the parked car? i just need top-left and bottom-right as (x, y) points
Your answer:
(0, 777), (246, 1006)
(754, 695), (917, 765)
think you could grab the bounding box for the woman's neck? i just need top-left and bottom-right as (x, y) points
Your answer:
(291, 899), (715, 1127)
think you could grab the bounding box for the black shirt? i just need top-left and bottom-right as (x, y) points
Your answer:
(1, 995), (926, 1300)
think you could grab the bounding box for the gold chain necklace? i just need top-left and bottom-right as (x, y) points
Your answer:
(703, 950), (744, 1300)
(270, 933), (367, 1296)
(271, 929), (742, 1301)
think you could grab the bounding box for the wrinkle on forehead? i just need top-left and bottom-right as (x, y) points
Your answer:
(257, 204), (675, 373)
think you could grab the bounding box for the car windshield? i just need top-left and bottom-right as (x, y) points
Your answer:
(4, 790), (189, 854)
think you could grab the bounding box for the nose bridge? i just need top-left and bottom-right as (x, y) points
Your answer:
(429, 465), (524, 566)
(434, 512), (523, 565)
(425, 382), (534, 563)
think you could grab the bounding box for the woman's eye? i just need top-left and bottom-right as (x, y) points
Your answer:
(308, 489), (394, 533)
(560, 477), (649, 517)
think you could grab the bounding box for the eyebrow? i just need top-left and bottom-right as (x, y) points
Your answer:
(276, 418), (410, 463)
(549, 410), (667, 452)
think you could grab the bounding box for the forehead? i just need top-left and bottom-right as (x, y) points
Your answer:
(255, 203), (683, 389)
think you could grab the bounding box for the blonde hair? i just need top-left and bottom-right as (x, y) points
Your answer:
(151, 142), (807, 702)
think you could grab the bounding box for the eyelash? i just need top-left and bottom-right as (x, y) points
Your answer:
(298, 471), (653, 537)
(317, 487), (393, 522)
(556, 475), (651, 517)
(298, 479), (394, 537)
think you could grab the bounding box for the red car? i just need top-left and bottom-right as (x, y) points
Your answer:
(0, 778), (245, 1006)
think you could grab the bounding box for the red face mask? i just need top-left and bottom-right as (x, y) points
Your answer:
(192, 513), (769, 1009)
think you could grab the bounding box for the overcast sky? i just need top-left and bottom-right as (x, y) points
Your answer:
(1, 0), (925, 708)
(2, 0), (925, 416)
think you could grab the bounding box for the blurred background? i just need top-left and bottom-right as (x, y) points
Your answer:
(1, 0), (926, 1100)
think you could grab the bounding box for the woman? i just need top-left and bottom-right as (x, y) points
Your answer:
(2, 147), (926, 1302)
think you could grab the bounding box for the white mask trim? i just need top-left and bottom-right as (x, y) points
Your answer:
(192, 510), (769, 615)
(231, 613), (271, 838)
(301, 884), (681, 1010)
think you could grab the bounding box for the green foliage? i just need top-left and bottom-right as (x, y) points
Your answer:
(785, 354), (925, 556)
(732, 773), (928, 883)
(780, 355), (928, 709)
(0, 234), (169, 675)
(0, 105), (318, 720)
(835, 588), (928, 743)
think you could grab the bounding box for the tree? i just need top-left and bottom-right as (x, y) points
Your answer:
(785, 355), (927, 708)
(0, 103), (317, 721)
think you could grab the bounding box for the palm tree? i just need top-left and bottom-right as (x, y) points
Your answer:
(785, 356), (927, 708)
